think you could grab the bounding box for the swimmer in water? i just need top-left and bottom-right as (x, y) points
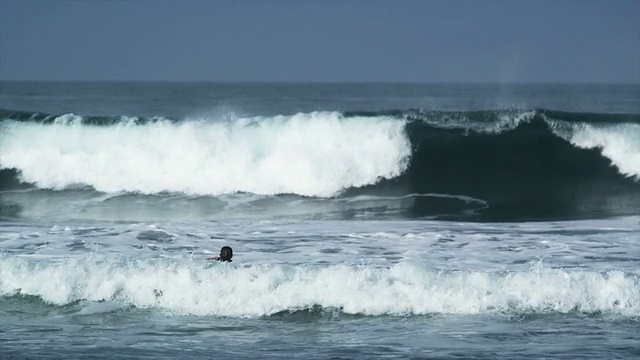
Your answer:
(208, 246), (233, 262)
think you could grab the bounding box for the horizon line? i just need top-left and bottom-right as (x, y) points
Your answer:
(1, 79), (639, 86)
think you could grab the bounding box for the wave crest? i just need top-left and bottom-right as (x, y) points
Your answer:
(0, 112), (411, 197)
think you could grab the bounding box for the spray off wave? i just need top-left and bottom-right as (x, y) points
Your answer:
(0, 112), (411, 197)
(0, 257), (638, 318)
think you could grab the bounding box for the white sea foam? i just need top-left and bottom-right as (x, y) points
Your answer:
(564, 123), (640, 180)
(0, 112), (411, 196)
(419, 109), (536, 133)
(1, 257), (637, 318)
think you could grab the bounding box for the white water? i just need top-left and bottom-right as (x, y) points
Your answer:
(418, 109), (536, 133)
(0, 112), (411, 197)
(567, 123), (640, 180)
(1, 216), (639, 318)
(1, 256), (637, 318)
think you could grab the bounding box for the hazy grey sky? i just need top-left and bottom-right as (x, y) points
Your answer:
(1, 0), (638, 83)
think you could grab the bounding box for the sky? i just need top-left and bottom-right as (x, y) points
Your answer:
(1, 0), (639, 83)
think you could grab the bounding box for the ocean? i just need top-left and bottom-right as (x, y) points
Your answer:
(0, 82), (639, 359)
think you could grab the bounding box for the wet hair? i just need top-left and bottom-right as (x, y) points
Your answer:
(219, 246), (233, 262)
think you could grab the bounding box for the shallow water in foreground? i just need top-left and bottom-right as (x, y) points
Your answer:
(1, 217), (639, 359)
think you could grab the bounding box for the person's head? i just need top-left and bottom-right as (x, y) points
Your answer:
(219, 246), (233, 262)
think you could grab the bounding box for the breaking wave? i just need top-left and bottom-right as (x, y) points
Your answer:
(0, 256), (638, 318)
(1, 108), (639, 221)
